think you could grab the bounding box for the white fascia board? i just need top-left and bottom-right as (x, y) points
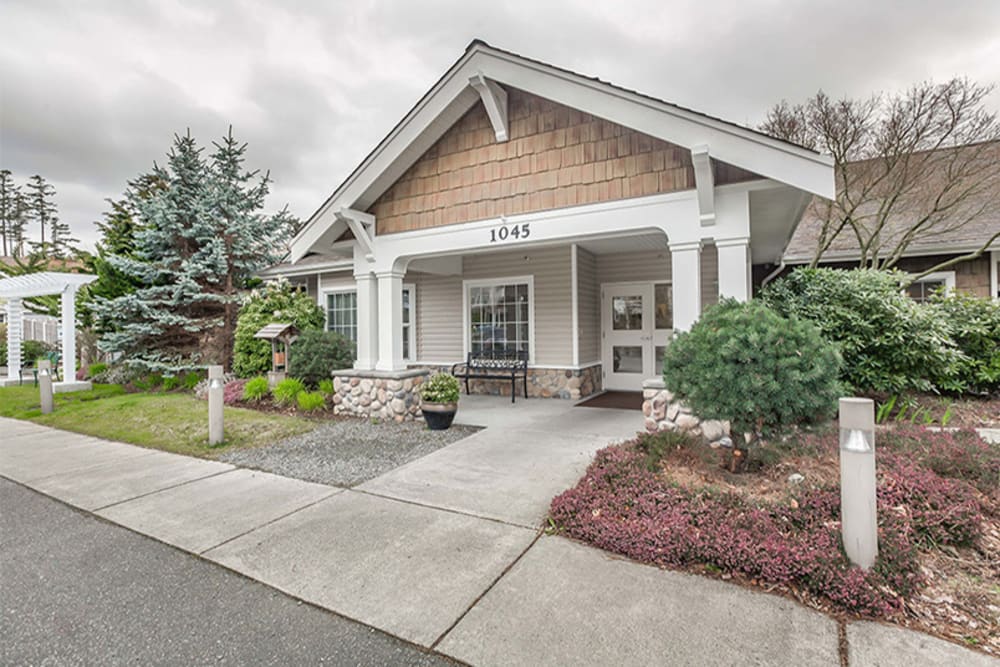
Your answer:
(259, 260), (353, 278)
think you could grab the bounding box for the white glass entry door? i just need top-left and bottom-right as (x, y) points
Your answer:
(602, 283), (655, 391)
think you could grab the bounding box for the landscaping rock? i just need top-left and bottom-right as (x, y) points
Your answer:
(787, 473), (805, 485)
(218, 420), (479, 487)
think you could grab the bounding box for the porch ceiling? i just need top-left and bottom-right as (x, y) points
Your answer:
(575, 234), (668, 255)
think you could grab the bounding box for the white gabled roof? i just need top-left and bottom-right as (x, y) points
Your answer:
(0, 271), (97, 299)
(290, 40), (835, 263)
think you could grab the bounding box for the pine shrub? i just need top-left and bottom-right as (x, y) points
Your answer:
(273, 377), (306, 406)
(288, 330), (355, 387)
(662, 298), (842, 450)
(243, 376), (270, 402)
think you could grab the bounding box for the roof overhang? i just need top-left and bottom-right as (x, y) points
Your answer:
(289, 41), (835, 263)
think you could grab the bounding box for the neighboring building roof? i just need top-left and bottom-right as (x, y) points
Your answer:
(289, 39), (834, 263)
(785, 140), (1000, 264)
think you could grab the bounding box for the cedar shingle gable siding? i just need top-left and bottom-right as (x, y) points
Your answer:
(371, 89), (760, 235)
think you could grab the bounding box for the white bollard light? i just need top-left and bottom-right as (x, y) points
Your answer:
(208, 365), (224, 446)
(839, 397), (878, 570)
(38, 359), (54, 415)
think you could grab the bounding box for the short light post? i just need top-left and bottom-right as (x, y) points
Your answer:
(208, 365), (224, 446)
(38, 359), (54, 415)
(839, 397), (878, 569)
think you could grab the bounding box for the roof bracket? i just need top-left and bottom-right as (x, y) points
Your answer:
(334, 208), (376, 262)
(469, 72), (509, 142)
(691, 144), (715, 226)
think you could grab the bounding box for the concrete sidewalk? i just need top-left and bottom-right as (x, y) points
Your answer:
(1, 416), (994, 666)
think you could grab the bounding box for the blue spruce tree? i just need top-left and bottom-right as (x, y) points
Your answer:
(94, 129), (294, 372)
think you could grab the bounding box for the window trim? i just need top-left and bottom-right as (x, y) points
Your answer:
(905, 270), (955, 302)
(322, 286), (358, 341)
(402, 282), (416, 361)
(462, 275), (535, 365)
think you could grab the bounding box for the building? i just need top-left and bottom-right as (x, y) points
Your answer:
(783, 141), (1000, 302)
(263, 40), (834, 405)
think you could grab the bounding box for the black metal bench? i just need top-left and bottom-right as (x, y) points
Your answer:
(451, 350), (529, 403)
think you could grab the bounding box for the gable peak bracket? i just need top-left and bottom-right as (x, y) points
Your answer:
(691, 144), (715, 227)
(469, 72), (509, 143)
(334, 208), (376, 263)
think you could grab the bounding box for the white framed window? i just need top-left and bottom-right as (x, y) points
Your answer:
(463, 276), (535, 363)
(904, 271), (955, 303)
(325, 290), (357, 341)
(402, 283), (415, 361)
(653, 281), (673, 373)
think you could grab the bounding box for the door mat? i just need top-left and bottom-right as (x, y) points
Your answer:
(576, 390), (643, 411)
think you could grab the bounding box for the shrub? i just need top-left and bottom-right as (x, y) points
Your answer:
(0, 323), (6, 366)
(420, 373), (460, 404)
(662, 299), (842, 456)
(318, 378), (335, 396)
(161, 375), (180, 391)
(762, 268), (959, 394)
(549, 443), (926, 616)
(288, 330), (355, 387)
(273, 377), (306, 406)
(243, 376), (270, 402)
(182, 371), (201, 391)
(133, 373), (163, 392)
(232, 279), (324, 378)
(929, 291), (1000, 394)
(88, 362), (108, 378)
(22, 339), (55, 365)
(223, 379), (248, 406)
(296, 390), (327, 412)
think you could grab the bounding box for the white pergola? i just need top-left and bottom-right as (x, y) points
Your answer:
(0, 272), (98, 392)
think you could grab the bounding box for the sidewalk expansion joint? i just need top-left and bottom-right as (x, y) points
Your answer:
(430, 530), (543, 650)
(198, 488), (343, 555)
(90, 468), (237, 513)
(350, 487), (539, 531)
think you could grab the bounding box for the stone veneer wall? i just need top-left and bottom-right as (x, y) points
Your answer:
(331, 369), (429, 422)
(642, 378), (729, 444)
(416, 363), (602, 400)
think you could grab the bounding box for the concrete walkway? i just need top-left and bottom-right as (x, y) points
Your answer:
(1, 411), (995, 666)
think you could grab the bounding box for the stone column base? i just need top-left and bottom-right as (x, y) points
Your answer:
(331, 368), (430, 422)
(642, 378), (729, 443)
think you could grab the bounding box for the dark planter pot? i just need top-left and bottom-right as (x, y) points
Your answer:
(421, 401), (458, 430)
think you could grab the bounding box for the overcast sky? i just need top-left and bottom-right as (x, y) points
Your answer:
(2, 0), (999, 251)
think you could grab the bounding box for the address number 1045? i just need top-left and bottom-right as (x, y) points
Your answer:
(489, 222), (530, 243)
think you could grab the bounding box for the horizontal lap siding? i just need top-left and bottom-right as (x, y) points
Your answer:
(595, 248), (717, 313)
(576, 248), (600, 363)
(410, 272), (464, 363)
(463, 246), (573, 367)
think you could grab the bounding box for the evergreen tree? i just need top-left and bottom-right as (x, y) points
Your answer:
(0, 170), (27, 257)
(49, 215), (78, 259)
(25, 174), (58, 254)
(93, 129), (293, 372)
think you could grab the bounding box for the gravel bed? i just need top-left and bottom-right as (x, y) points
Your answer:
(218, 419), (480, 487)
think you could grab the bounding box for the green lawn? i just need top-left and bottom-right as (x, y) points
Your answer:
(0, 384), (315, 458)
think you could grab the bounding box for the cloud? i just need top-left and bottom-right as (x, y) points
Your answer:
(1, 0), (998, 251)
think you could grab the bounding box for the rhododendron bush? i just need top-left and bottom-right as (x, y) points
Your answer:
(550, 426), (993, 616)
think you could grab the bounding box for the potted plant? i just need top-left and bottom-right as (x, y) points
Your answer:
(420, 372), (460, 430)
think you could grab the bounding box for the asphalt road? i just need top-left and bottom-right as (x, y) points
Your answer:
(0, 477), (457, 666)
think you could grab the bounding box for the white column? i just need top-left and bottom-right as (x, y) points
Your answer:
(375, 270), (405, 372)
(354, 272), (379, 370)
(716, 237), (752, 302)
(670, 240), (702, 332)
(61, 287), (77, 382)
(6, 298), (23, 380)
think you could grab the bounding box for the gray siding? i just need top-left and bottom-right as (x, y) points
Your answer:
(410, 272), (464, 363)
(596, 247), (718, 314)
(576, 247), (600, 363)
(463, 246), (573, 366)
